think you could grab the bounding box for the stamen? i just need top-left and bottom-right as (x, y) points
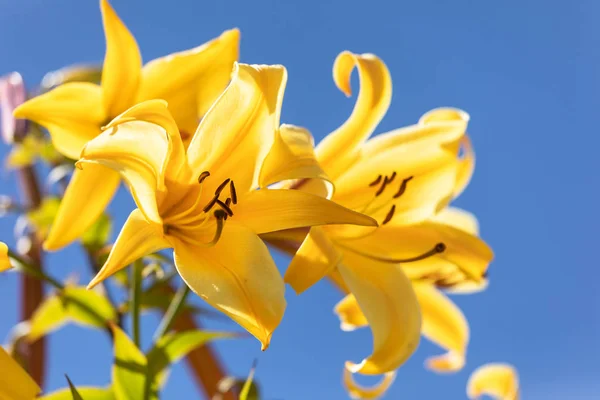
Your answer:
(215, 178), (231, 196)
(382, 205), (396, 225)
(375, 175), (393, 196)
(198, 171), (210, 184)
(388, 171), (397, 183)
(229, 181), (237, 204)
(216, 199), (234, 217)
(393, 176), (414, 199)
(207, 210), (226, 244)
(203, 196), (219, 213)
(225, 198), (231, 207)
(369, 174), (382, 187)
(338, 242), (446, 264)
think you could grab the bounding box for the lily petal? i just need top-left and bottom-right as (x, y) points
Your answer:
(88, 209), (169, 289)
(187, 63), (287, 193)
(334, 294), (368, 331)
(467, 363), (520, 400)
(414, 283), (468, 373)
(284, 227), (342, 294)
(431, 207), (479, 235)
(343, 368), (396, 400)
(172, 223), (285, 350)
(100, 0), (142, 117)
(78, 104), (177, 224)
(138, 29), (240, 134)
(12, 82), (105, 159)
(234, 189), (377, 235)
(0, 346), (41, 400)
(259, 124), (333, 198)
(454, 135), (475, 197)
(44, 163), (120, 250)
(338, 250), (421, 375)
(316, 51), (392, 180)
(0, 242), (10, 272)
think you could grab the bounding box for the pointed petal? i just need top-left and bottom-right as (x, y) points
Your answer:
(0, 242), (10, 272)
(138, 29), (240, 134)
(0, 346), (41, 400)
(234, 189), (377, 235)
(44, 163), (120, 250)
(338, 250), (421, 375)
(431, 207), (479, 235)
(187, 63), (287, 193)
(316, 51), (392, 180)
(100, 0), (141, 116)
(78, 101), (183, 224)
(334, 294), (368, 331)
(414, 283), (468, 373)
(259, 124), (333, 198)
(284, 227), (341, 294)
(172, 223), (285, 350)
(13, 82), (104, 159)
(88, 209), (169, 289)
(343, 369), (396, 400)
(454, 135), (475, 197)
(467, 363), (520, 400)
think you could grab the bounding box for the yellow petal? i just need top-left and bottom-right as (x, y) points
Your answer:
(234, 189), (377, 235)
(316, 51), (392, 180)
(0, 346), (41, 399)
(454, 135), (475, 197)
(343, 369), (396, 400)
(12, 82), (105, 159)
(284, 227), (341, 294)
(413, 283), (468, 373)
(88, 209), (169, 289)
(431, 207), (479, 235)
(187, 63), (287, 193)
(0, 242), (11, 272)
(467, 363), (520, 400)
(44, 163), (120, 250)
(259, 124), (333, 198)
(100, 0), (141, 117)
(78, 102), (180, 224)
(334, 294), (368, 331)
(338, 250), (421, 375)
(172, 223), (285, 350)
(138, 29), (240, 134)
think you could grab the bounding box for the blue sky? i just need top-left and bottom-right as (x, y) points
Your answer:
(0, 0), (596, 398)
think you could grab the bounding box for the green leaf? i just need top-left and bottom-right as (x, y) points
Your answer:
(65, 375), (84, 400)
(81, 213), (112, 251)
(39, 386), (114, 400)
(29, 286), (116, 341)
(111, 325), (154, 400)
(240, 362), (259, 400)
(5, 135), (61, 168)
(27, 197), (61, 240)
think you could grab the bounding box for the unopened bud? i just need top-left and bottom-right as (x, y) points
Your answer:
(0, 72), (27, 144)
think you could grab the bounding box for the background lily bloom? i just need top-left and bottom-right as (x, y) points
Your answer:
(76, 64), (376, 349)
(13, 0), (239, 251)
(0, 346), (41, 399)
(0, 242), (10, 272)
(261, 51), (493, 393)
(467, 363), (520, 400)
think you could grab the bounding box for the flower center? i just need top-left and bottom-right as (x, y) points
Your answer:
(364, 171), (414, 225)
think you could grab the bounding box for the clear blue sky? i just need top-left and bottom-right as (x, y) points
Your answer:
(0, 0), (596, 398)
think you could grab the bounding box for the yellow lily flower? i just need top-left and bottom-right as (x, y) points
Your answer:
(467, 363), (520, 400)
(0, 346), (41, 399)
(13, 0), (239, 250)
(261, 51), (493, 384)
(0, 242), (11, 272)
(76, 64), (377, 349)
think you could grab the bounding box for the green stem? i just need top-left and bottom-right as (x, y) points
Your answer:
(8, 249), (63, 290)
(131, 260), (143, 348)
(153, 284), (190, 341)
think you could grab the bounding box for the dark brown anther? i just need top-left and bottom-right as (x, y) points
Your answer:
(225, 198), (231, 207)
(203, 195), (219, 213)
(216, 199), (234, 217)
(229, 181), (237, 204)
(393, 176), (414, 199)
(215, 178), (231, 196)
(214, 209), (228, 220)
(435, 242), (446, 253)
(198, 171), (210, 184)
(382, 205), (396, 225)
(388, 171), (397, 183)
(369, 174), (383, 187)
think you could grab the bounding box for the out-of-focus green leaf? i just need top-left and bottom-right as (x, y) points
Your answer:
(65, 375), (84, 400)
(81, 213), (112, 251)
(240, 362), (259, 400)
(39, 386), (114, 400)
(27, 197), (60, 239)
(29, 286), (116, 341)
(112, 325), (155, 400)
(5, 135), (61, 168)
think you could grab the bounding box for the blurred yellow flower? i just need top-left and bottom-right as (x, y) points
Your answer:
(77, 64), (376, 350)
(0, 346), (41, 399)
(261, 51), (493, 390)
(14, 0), (239, 250)
(467, 363), (520, 400)
(0, 242), (11, 272)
